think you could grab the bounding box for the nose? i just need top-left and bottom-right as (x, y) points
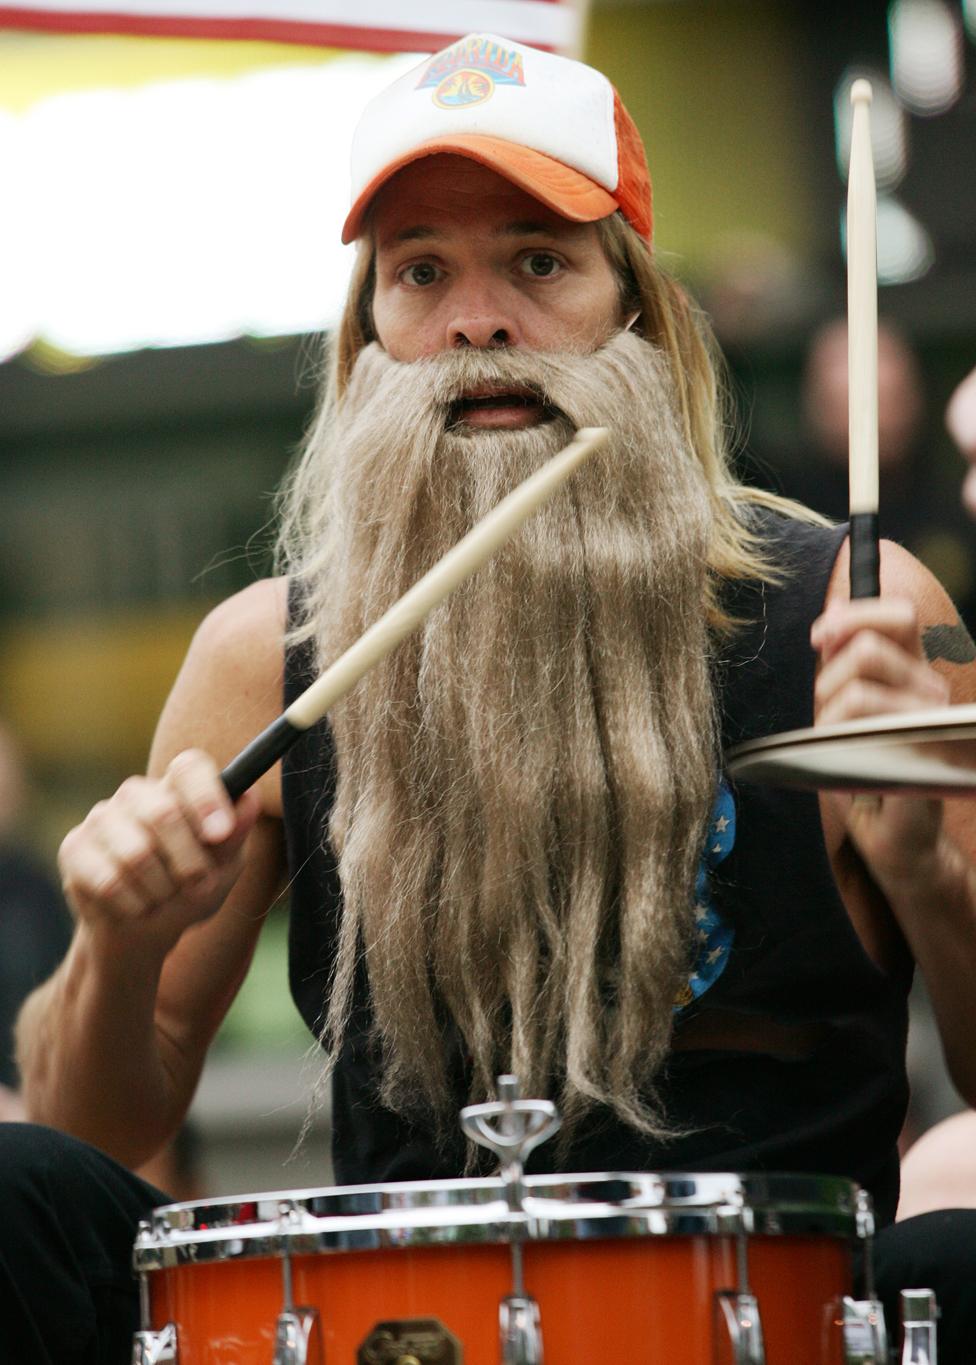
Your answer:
(451, 323), (509, 349)
(445, 278), (520, 350)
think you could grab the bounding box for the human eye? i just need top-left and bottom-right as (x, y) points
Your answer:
(517, 250), (564, 279)
(398, 260), (442, 287)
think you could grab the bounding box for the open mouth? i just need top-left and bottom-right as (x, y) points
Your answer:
(447, 385), (560, 429)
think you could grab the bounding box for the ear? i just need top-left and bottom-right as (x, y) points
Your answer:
(357, 247), (378, 345)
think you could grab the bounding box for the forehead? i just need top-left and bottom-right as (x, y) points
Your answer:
(371, 155), (594, 249)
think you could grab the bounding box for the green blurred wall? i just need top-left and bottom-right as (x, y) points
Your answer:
(587, 3), (819, 273)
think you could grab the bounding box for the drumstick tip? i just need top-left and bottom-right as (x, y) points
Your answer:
(572, 425), (610, 449)
(850, 78), (873, 106)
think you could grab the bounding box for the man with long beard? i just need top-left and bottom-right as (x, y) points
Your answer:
(5, 32), (976, 1365)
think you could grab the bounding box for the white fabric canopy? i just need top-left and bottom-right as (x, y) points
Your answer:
(0, 0), (585, 358)
(0, 0), (581, 53)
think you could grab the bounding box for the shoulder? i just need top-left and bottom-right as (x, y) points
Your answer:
(186, 577), (287, 672)
(877, 538), (966, 625)
(734, 502), (847, 578)
(824, 539), (976, 702)
(149, 578), (288, 809)
(719, 504), (846, 640)
(825, 536), (970, 627)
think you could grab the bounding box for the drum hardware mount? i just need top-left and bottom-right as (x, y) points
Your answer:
(712, 1196), (765, 1365)
(499, 1294), (543, 1365)
(900, 1288), (938, 1365)
(275, 1306), (322, 1365)
(272, 1199), (323, 1365)
(460, 1074), (561, 1365)
(841, 1298), (888, 1365)
(358, 1317), (461, 1365)
(131, 1319), (178, 1365)
(714, 1288), (764, 1365)
(840, 1191), (888, 1364)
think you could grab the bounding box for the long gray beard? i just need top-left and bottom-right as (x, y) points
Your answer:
(293, 330), (719, 1140)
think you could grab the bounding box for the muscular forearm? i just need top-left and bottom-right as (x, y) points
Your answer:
(884, 830), (976, 1107)
(812, 550), (976, 1105)
(16, 922), (195, 1167)
(15, 585), (285, 1164)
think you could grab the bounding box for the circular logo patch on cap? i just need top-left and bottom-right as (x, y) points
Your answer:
(433, 69), (495, 109)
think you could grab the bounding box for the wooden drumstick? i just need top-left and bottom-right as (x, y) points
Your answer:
(847, 78), (880, 600)
(221, 426), (610, 799)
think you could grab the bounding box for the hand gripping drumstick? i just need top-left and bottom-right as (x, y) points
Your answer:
(847, 79), (881, 600)
(220, 426), (610, 800)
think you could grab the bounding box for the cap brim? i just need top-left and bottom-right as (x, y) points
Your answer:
(342, 134), (619, 244)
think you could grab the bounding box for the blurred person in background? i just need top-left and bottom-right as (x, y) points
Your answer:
(782, 318), (976, 630)
(0, 723), (202, 1196)
(0, 722), (71, 1119)
(948, 365), (976, 518)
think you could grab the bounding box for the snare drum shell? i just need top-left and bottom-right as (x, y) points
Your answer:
(148, 1228), (850, 1363)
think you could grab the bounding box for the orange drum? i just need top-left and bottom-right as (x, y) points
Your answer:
(132, 1171), (868, 1364)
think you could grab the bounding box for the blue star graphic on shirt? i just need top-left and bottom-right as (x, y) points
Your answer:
(674, 778), (735, 1012)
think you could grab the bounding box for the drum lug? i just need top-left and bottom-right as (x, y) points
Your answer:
(273, 1307), (323, 1365)
(841, 1296), (888, 1363)
(713, 1290), (765, 1365)
(500, 1293), (543, 1365)
(131, 1323), (178, 1364)
(900, 1288), (938, 1364)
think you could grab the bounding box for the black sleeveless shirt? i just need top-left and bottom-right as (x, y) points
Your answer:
(282, 511), (910, 1224)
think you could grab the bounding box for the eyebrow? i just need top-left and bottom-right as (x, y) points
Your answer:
(380, 219), (566, 249)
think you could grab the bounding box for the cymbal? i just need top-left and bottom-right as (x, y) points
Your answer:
(726, 704), (976, 795)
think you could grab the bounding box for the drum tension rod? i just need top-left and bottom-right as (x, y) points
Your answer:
(460, 1075), (561, 1365)
(713, 1194), (766, 1365)
(131, 1218), (179, 1365)
(272, 1199), (324, 1365)
(840, 1190), (889, 1365)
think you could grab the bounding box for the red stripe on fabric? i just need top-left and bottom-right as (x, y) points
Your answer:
(0, 8), (559, 51)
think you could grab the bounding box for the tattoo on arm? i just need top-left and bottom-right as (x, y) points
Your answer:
(923, 622), (976, 665)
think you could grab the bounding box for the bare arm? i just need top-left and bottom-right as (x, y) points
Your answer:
(815, 539), (976, 1104)
(17, 577), (288, 1167)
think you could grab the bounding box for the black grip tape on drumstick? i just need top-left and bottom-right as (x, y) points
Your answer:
(849, 511), (880, 600)
(220, 713), (303, 802)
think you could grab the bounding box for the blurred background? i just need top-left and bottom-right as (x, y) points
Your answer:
(1, 0), (974, 1198)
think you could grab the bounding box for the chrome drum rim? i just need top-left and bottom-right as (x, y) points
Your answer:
(133, 1171), (860, 1272)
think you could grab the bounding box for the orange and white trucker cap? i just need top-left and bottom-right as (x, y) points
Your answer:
(341, 33), (652, 245)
